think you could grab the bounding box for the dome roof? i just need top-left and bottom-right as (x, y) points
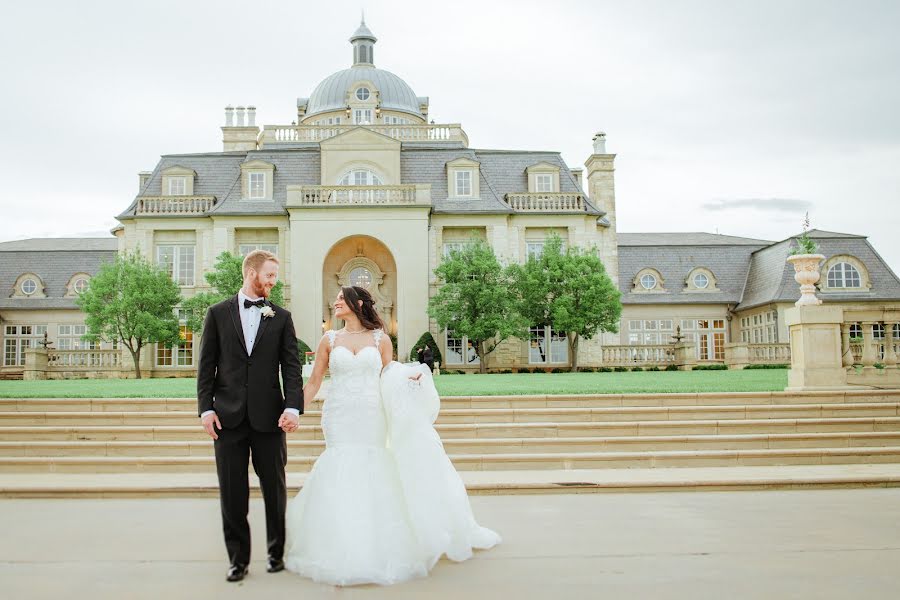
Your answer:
(306, 66), (421, 119)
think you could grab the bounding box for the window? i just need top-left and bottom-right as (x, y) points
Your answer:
(693, 273), (709, 289)
(349, 267), (372, 289)
(445, 332), (479, 366)
(526, 242), (544, 261)
(339, 169), (382, 186)
(383, 116), (409, 125)
(58, 324), (90, 350)
(238, 244), (278, 257)
(849, 323), (862, 339)
(168, 177), (186, 196)
(353, 108), (373, 124)
(157, 309), (193, 367)
(697, 319), (726, 361)
(529, 326), (569, 364)
(21, 278), (37, 295)
(318, 116), (342, 125)
(628, 320), (674, 345)
(455, 170), (472, 197)
(442, 242), (470, 258)
(157, 245), (195, 286)
(249, 172), (265, 199)
(740, 310), (778, 344)
(2, 325), (46, 366)
(535, 174), (553, 193)
(355, 87), (370, 101)
(827, 263), (861, 288)
(640, 274), (657, 290)
(73, 278), (88, 294)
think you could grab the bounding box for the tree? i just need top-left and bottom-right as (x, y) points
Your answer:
(509, 234), (621, 372)
(428, 238), (526, 373)
(408, 331), (443, 366)
(183, 251), (284, 333)
(76, 251), (181, 379)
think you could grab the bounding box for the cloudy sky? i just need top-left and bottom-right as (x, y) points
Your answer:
(1, 0), (898, 268)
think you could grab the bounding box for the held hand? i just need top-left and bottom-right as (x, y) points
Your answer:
(408, 373), (423, 381)
(278, 412), (300, 433)
(201, 412), (222, 440)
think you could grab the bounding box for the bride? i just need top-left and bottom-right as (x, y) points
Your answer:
(284, 285), (500, 586)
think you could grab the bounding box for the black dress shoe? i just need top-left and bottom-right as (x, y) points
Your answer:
(267, 557), (285, 573)
(227, 563), (248, 582)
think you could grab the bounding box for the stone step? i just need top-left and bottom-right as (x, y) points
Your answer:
(3, 431), (900, 457)
(3, 416), (899, 442)
(4, 464), (900, 498)
(2, 390), (899, 412)
(2, 445), (899, 473)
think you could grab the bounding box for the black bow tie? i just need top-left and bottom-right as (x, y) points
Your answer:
(243, 298), (266, 309)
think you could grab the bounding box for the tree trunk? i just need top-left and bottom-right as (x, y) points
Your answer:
(568, 333), (580, 373)
(128, 345), (142, 379)
(478, 341), (487, 374)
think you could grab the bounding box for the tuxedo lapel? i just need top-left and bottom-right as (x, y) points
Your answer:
(228, 295), (249, 356)
(254, 300), (272, 351)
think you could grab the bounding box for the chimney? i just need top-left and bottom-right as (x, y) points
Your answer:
(592, 131), (608, 154)
(221, 103), (260, 152)
(247, 106), (256, 127)
(570, 168), (583, 188)
(224, 105), (234, 127)
(138, 171), (152, 192)
(235, 106), (246, 127)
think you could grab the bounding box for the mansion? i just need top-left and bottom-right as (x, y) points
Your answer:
(2, 21), (900, 378)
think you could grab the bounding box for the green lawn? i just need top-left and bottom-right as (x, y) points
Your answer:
(0, 370), (787, 398)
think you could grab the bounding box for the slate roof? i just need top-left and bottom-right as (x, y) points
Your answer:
(0, 239), (117, 310)
(737, 230), (900, 309)
(618, 233), (770, 305)
(120, 144), (598, 217)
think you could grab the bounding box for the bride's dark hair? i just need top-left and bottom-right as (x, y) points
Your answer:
(341, 286), (385, 331)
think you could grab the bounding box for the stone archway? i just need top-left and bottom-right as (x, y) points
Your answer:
(322, 235), (397, 335)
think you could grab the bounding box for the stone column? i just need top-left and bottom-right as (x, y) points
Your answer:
(674, 343), (697, 371)
(784, 305), (847, 391)
(860, 322), (878, 367)
(23, 347), (48, 381)
(840, 323), (855, 368)
(884, 322), (898, 367)
(724, 342), (749, 370)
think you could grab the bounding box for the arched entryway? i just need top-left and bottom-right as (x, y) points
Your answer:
(322, 235), (397, 335)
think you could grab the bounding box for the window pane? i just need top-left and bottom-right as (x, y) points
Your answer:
(529, 326), (547, 364)
(456, 171), (472, 196)
(640, 274), (656, 290)
(249, 173), (265, 199)
(157, 246), (175, 277)
(536, 174), (553, 192)
(550, 329), (568, 363)
(446, 335), (463, 365)
(526, 242), (544, 261)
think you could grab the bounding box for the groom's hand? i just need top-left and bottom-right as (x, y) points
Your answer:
(201, 412), (222, 440)
(278, 412), (300, 433)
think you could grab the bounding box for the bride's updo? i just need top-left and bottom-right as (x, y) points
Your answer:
(341, 286), (385, 331)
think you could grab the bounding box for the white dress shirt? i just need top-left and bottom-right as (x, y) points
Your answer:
(201, 290), (300, 420)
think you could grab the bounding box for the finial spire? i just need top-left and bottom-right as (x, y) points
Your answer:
(350, 14), (377, 66)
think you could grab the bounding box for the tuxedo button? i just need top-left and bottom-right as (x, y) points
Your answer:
(248, 361), (253, 366)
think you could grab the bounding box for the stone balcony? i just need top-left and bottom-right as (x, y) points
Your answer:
(135, 196), (218, 216)
(286, 184), (431, 208)
(504, 193), (586, 213)
(260, 123), (469, 147)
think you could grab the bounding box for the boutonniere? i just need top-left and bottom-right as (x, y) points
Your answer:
(260, 305), (275, 319)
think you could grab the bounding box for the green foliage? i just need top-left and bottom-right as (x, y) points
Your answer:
(665, 364), (680, 371)
(183, 251), (285, 332)
(614, 366), (628, 372)
(509, 234), (622, 372)
(744, 363), (790, 370)
(693, 363), (728, 371)
(597, 366), (613, 373)
(75, 251), (181, 378)
(408, 331), (443, 365)
(790, 212), (820, 256)
(428, 238), (528, 373)
(631, 366), (644, 372)
(297, 339), (313, 365)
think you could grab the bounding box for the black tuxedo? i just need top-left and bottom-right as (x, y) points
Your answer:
(197, 294), (304, 566)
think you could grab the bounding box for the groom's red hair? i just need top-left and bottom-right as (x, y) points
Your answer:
(242, 250), (279, 277)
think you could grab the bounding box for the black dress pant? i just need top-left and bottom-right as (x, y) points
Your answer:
(213, 418), (287, 565)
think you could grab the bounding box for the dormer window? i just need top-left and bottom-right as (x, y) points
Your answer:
(65, 273), (91, 297)
(161, 166), (196, 196)
(526, 162), (561, 193)
(240, 160), (275, 201)
(535, 174), (553, 193)
(633, 268), (666, 293)
(684, 268), (720, 293)
(339, 169), (382, 186)
(21, 278), (37, 295)
(249, 173), (265, 199)
(640, 273), (657, 290)
(822, 255), (871, 291)
(168, 177), (186, 196)
(356, 87), (371, 101)
(12, 273), (46, 298)
(455, 171), (472, 196)
(827, 262), (861, 288)
(446, 158), (481, 199)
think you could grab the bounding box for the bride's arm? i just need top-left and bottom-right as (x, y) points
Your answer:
(379, 335), (422, 381)
(301, 335), (331, 409)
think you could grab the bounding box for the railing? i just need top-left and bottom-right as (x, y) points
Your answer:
(48, 350), (122, 369)
(600, 345), (676, 366)
(747, 343), (791, 363)
(292, 185), (423, 207)
(136, 196), (217, 215)
(261, 123), (468, 146)
(504, 193), (586, 212)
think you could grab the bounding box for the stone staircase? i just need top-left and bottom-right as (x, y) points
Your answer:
(2, 389), (900, 497)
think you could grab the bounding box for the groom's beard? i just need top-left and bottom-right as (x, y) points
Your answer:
(250, 276), (273, 299)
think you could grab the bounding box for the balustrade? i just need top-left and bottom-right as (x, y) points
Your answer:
(136, 196), (217, 215)
(48, 350), (122, 369)
(262, 123), (468, 146)
(504, 193), (586, 212)
(600, 345), (675, 366)
(293, 185), (422, 206)
(747, 343), (791, 363)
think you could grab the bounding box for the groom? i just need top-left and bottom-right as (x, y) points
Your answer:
(197, 249), (303, 582)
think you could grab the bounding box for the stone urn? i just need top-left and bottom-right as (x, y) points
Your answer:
(786, 253), (826, 306)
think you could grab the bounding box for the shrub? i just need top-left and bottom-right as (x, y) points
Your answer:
(874, 362), (885, 370)
(500, 369), (513, 374)
(408, 331), (443, 366)
(551, 367), (566, 374)
(744, 363), (790, 370)
(693, 363), (728, 371)
(297, 339), (313, 365)
(614, 366), (628, 372)
(631, 366), (644, 372)
(597, 366), (613, 373)
(665, 364), (679, 371)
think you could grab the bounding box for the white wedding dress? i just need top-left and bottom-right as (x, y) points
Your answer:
(284, 329), (499, 586)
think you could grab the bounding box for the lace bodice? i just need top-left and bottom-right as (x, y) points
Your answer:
(322, 329), (386, 448)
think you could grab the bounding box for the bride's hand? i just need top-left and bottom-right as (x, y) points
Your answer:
(408, 373), (422, 381)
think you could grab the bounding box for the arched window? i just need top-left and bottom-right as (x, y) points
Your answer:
(339, 169), (382, 186)
(827, 262), (861, 288)
(349, 267), (372, 289)
(640, 273), (657, 290)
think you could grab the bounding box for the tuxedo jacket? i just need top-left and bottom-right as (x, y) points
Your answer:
(197, 295), (304, 432)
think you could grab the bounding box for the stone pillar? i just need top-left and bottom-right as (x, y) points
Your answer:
(23, 347), (48, 381)
(785, 305), (847, 391)
(884, 322), (898, 367)
(674, 343), (697, 371)
(724, 342), (749, 370)
(840, 323), (854, 368)
(860, 322), (878, 367)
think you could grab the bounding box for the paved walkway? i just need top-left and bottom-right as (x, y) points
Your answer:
(2, 490), (899, 599)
